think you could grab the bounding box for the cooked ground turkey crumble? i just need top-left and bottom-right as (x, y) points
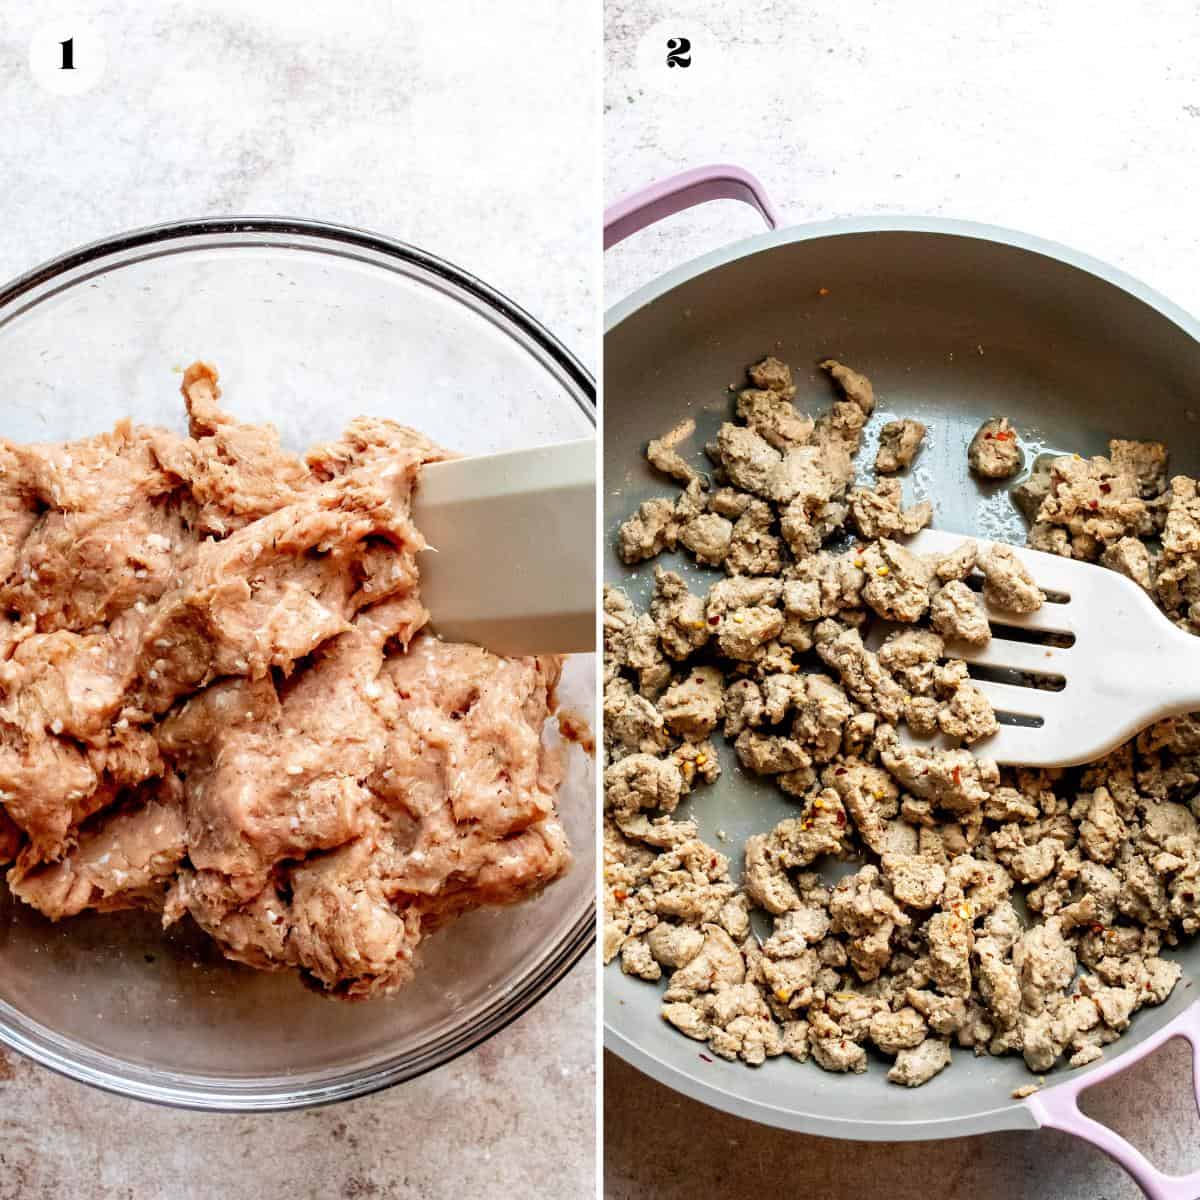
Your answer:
(0, 363), (571, 999)
(605, 355), (1194, 1087)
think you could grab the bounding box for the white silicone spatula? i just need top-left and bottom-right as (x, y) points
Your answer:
(411, 439), (595, 657)
(899, 528), (1200, 768)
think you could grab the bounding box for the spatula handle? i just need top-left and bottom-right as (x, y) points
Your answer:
(414, 439), (596, 658)
(603, 164), (779, 250)
(1028, 1000), (1200, 1199)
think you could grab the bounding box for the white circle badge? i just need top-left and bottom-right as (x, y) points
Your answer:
(29, 17), (106, 97)
(631, 18), (724, 96)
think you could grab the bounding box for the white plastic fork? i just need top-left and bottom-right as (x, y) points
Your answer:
(887, 528), (1200, 767)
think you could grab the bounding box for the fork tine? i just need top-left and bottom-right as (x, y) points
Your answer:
(907, 529), (1085, 612)
(898, 527), (1182, 767)
(957, 638), (1072, 675)
(994, 543), (1083, 596)
(973, 721), (1060, 768)
(969, 677), (1074, 720)
(982, 601), (1076, 635)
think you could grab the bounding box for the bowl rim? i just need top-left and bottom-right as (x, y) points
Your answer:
(0, 215), (596, 1112)
(1, 213), (596, 429)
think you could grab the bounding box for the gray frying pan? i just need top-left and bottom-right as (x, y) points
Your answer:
(603, 165), (1200, 1200)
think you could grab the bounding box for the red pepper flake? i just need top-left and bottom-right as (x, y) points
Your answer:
(1090, 922), (1105, 934)
(952, 765), (963, 785)
(835, 767), (847, 776)
(614, 890), (627, 902)
(708, 616), (720, 625)
(984, 431), (994, 440)
(699, 1053), (713, 1063)
(995, 430), (1015, 441)
(710, 857), (718, 869)
(1087, 499), (1099, 511)
(1100, 482), (1112, 494)
(835, 810), (846, 826)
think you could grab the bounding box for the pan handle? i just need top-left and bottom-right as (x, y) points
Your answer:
(1027, 1000), (1200, 1199)
(603, 164), (780, 250)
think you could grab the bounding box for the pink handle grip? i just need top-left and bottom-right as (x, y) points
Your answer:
(603, 164), (780, 250)
(1028, 1001), (1200, 1199)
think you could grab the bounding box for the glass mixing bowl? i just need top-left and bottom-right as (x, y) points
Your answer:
(0, 218), (596, 1111)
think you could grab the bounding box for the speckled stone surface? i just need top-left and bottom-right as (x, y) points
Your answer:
(605, 0), (1200, 318)
(604, 3), (1200, 1197)
(605, 1048), (1200, 1200)
(0, 4), (595, 1198)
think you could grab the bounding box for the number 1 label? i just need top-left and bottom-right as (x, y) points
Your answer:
(28, 21), (105, 95)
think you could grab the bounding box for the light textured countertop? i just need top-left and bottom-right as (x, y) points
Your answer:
(0, 4), (595, 1199)
(604, 2), (1200, 1197)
